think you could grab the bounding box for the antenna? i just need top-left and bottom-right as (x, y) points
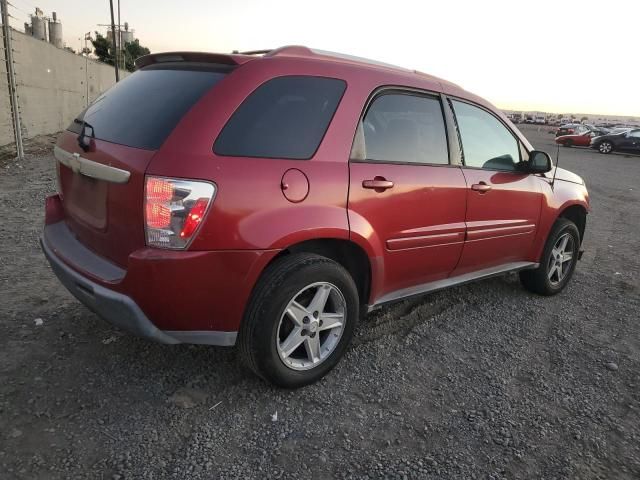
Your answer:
(551, 141), (560, 190)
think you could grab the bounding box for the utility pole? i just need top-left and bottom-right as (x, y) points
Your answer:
(109, 0), (119, 82)
(1, 0), (24, 159)
(84, 32), (90, 106)
(117, 0), (122, 71)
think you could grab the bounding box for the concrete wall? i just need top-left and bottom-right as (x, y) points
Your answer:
(1, 29), (128, 146)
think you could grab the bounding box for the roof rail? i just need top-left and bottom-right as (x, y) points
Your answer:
(263, 45), (411, 72)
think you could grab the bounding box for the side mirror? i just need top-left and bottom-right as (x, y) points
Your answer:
(527, 150), (553, 173)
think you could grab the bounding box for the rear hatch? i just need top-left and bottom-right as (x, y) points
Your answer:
(556, 125), (577, 137)
(56, 62), (230, 267)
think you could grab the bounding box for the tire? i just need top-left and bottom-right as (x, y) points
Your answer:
(520, 218), (580, 296)
(598, 141), (613, 154)
(239, 253), (359, 388)
(564, 139), (573, 147)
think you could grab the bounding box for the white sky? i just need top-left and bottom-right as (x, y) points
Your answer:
(10, 0), (640, 116)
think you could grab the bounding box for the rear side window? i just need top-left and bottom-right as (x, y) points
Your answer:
(70, 66), (227, 150)
(451, 100), (520, 171)
(358, 93), (449, 164)
(214, 76), (346, 159)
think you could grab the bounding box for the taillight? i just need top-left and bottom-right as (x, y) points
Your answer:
(144, 176), (216, 249)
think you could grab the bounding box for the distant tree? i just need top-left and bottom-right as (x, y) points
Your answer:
(64, 46), (76, 54)
(580, 116), (588, 122)
(91, 33), (150, 71)
(91, 33), (114, 65)
(123, 39), (151, 72)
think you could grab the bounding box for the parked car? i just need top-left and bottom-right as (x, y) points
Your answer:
(555, 127), (610, 147)
(507, 113), (522, 124)
(590, 128), (640, 154)
(41, 46), (590, 387)
(556, 131), (596, 147)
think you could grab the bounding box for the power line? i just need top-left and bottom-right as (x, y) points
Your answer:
(10, 0), (36, 12)
(7, 2), (30, 17)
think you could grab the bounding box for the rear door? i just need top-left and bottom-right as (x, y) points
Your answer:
(348, 90), (467, 299)
(448, 99), (542, 275)
(56, 64), (229, 266)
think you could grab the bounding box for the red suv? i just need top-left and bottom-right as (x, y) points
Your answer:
(42, 46), (589, 387)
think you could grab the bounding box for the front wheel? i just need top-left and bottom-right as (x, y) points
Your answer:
(239, 253), (359, 388)
(598, 141), (613, 154)
(520, 218), (580, 295)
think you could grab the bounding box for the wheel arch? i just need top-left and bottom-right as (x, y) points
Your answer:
(261, 238), (373, 307)
(558, 204), (587, 244)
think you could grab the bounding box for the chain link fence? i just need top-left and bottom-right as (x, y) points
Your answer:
(1, 1), (24, 161)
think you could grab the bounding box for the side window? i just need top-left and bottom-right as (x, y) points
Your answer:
(357, 93), (449, 164)
(452, 100), (520, 171)
(629, 130), (640, 138)
(214, 76), (346, 159)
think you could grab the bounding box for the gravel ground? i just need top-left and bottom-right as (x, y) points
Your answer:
(1, 126), (639, 479)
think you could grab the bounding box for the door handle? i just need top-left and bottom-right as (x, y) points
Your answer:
(471, 182), (492, 193)
(363, 177), (394, 191)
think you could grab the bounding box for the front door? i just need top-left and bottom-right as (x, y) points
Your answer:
(348, 91), (468, 301)
(448, 99), (542, 275)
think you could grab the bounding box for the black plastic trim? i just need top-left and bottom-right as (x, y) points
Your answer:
(43, 221), (125, 282)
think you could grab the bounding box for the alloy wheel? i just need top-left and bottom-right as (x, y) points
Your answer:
(276, 282), (346, 371)
(599, 142), (612, 153)
(547, 233), (575, 286)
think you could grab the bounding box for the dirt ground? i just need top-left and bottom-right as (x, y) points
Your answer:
(0, 126), (639, 479)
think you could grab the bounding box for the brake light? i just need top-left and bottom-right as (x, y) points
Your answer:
(144, 176), (216, 249)
(180, 198), (208, 239)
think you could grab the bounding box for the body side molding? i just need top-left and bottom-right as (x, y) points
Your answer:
(370, 261), (539, 309)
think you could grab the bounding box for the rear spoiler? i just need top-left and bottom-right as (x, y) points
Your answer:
(134, 51), (256, 70)
(134, 46), (321, 70)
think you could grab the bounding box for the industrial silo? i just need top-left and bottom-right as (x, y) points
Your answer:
(121, 22), (134, 44)
(31, 14), (47, 41)
(48, 12), (63, 49)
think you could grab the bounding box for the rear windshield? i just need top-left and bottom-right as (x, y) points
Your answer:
(69, 65), (228, 150)
(213, 76), (346, 159)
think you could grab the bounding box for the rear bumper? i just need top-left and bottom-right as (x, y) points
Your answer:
(41, 233), (238, 346)
(41, 235), (181, 344)
(41, 200), (278, 344)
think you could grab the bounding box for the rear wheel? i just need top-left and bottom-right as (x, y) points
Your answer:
(598, 141), (613, 154)
(564, 139), (573, 147)
(520, 218), (580, 295)
(239, 253), (358, 388)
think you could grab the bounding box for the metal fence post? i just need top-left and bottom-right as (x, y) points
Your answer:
(1, 0), (24, 159)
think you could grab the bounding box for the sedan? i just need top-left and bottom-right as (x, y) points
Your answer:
(556, 131), (597, 147)
(590, 129), (640, 154)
